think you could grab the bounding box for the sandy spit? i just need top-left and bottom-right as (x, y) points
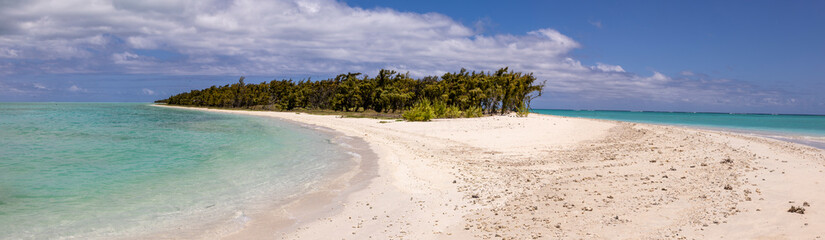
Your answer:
(157, 105), (825, 239)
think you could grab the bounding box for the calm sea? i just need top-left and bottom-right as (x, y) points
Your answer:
(0, 103), (352, 239)
(533, 109), (825, 148)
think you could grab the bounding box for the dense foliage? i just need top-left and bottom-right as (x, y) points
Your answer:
(157, 67), (544, 120)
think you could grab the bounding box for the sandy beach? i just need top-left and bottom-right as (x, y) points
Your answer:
(159, 105), (825, 239)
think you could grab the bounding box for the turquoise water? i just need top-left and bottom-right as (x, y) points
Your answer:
(0, 103), (352, 239)
(533, 109), (825, 137)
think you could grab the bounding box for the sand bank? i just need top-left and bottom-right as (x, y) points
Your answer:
(157, 105), (825, 239)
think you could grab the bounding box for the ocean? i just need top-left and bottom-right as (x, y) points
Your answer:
(0, 103), (354, 239)
(533, 109), (825, 148)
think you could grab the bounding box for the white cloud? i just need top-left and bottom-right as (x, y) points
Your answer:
(67, 85), (87, 92)
(0, 0), (574, 76)
(142, 88), (155, 95)
(0, 0), (789, 106)
(0, 47), (19, 58)
(33, 83), (49, 89)
(126, 36), (158, 49)
(112, 52), (140, 64)
(0, 81), (25, 94)
(645, 72), (670, 83)
(589, 20), (603, 29)
(591, 63), (625, 72)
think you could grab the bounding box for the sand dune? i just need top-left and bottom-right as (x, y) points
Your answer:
(159, 105), (825, 239)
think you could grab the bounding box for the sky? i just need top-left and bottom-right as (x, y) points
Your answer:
(0, 0), (823, 114)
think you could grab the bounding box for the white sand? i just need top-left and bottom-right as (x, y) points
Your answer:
(157, 105), (825, 239)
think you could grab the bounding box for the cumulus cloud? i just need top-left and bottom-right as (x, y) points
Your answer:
(0, 0), (788, 107)
(142, 88), (155, 95)
(591, 63), (625, 72)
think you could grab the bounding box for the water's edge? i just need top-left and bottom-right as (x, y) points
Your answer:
(533, 112), (825, 150)
(150, 104), (380, 239)
(2, 103), (362, 239)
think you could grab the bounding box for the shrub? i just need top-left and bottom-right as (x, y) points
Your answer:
(516, 105), (530, 117)
(432, 101), (447, 118)
(443, 105), (463, 118)
(464, 106), (483, 118)
(402, 100), (435, 121)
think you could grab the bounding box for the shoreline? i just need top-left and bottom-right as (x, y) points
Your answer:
(530, 112), (825, 150)
(150, 105), (380, 239)
(222, 121), (380, 239)
(155, 104), (825, 239)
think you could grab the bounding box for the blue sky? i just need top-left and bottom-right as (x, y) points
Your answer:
(0, 0), (823, 114)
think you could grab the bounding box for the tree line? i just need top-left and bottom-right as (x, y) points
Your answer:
(156, 67), (544, 120)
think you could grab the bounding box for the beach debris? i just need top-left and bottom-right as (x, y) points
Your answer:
(471, 194), (479, 199)
(720, 157), (733, 164)
(724, 184), (733, 190)
(803, 202), (810, 207)
(788, 206), (806, 214)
